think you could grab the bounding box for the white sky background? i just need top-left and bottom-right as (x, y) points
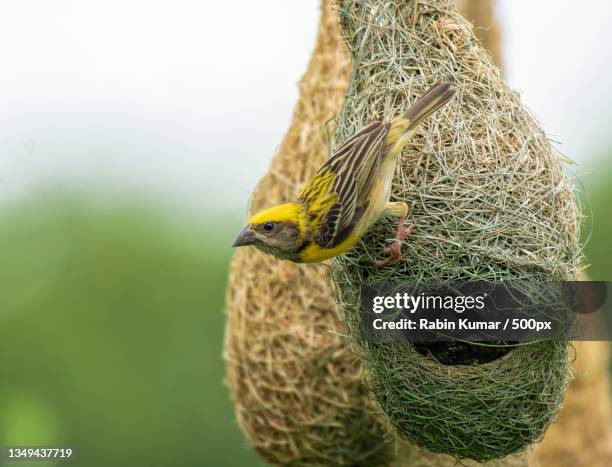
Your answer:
(0, 0), (611, 214)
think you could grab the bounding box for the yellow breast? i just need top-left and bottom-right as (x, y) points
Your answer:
(298, 234), (360, 263)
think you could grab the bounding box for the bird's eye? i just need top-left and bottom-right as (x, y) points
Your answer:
(263, 222), (275, 232)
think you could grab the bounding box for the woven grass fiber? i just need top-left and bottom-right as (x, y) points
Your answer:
(331, 0), (580, 462)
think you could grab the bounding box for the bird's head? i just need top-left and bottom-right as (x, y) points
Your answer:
(232, 202), (305, 260)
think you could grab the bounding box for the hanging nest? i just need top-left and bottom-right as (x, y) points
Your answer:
(331, 0), (581, 462)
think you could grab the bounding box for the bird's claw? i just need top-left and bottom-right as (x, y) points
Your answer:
(375, 218), (414, 267)
(397, 223), (415, 242)
(375, 242), (402, 266)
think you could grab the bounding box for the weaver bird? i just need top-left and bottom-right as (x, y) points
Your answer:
(233, 82), (455, 266)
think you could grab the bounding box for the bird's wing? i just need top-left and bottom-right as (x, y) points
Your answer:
(298, 120), (390, 248)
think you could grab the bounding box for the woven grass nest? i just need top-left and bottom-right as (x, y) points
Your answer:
(331, 0), (581, 462)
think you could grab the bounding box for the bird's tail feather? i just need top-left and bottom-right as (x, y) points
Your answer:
(386, 82), (455, 154)
(404, 82), (456, 131)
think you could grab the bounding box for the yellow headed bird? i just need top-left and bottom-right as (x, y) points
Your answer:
(233, 82), (455, 266)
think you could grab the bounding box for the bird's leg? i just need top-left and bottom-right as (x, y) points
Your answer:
(375, 218), (414, 266)
(376, 202), (413, 267)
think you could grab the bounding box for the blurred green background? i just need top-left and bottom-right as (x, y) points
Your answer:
(582, 160), (612, 282)
(0, 193), (261, 466)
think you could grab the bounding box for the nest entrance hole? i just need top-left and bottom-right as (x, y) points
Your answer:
(412, 341), (514, 365)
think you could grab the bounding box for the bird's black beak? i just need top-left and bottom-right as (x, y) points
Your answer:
(232, 225), (257, 247)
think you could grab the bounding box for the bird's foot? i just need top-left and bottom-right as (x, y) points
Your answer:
(375, 217), (414, 267)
